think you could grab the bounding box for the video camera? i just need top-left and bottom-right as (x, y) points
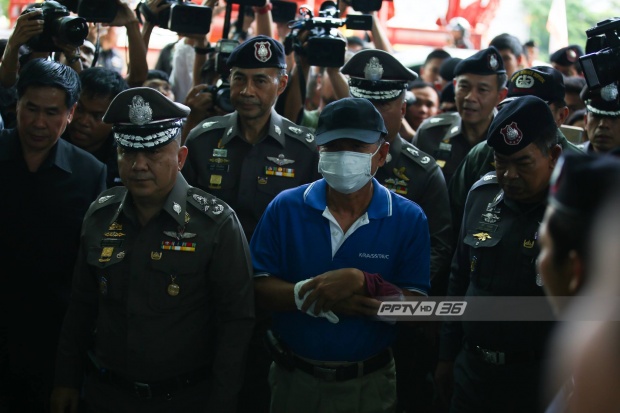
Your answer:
(136, 0), (213, 35)
(284, 0), (376, 67)
(22, 0), (89, 52)
(579, 18), (620, 89)
(203, 39), (238, 113)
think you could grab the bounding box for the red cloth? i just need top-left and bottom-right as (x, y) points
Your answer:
(363, 272), (402, 299)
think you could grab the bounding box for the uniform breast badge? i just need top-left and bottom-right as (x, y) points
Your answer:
(393, 167), (410, 182)
(267, 154), (295, 166)
(151, 251), (163, 260)
(473, 232), (492, 241)
(265, 166), (295, 178)
(161, 240), (196, 252)
(167, 275), (180, 296)
(99, 247), (114, 262)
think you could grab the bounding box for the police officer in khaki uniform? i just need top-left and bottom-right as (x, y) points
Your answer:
(51, 88), (255, 413)
(182, 35), (320, 241)
(182, 35), (319, 413)
(413, 46), (508, 184)
(436, 96), (561, 412)
(341, 49), (453, 413)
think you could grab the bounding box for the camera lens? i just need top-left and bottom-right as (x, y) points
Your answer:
(52, 16), (89, 46)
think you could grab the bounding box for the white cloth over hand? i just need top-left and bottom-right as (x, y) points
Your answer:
(294, 279), (340, 324)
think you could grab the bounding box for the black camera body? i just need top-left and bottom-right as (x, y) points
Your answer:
(204, 78), (233, 114)
(579, 17), (620, 89)
(137, 0), (212, 34)
(23, 0), (88, 52)
(58, 0), (118, 22)
(285, 1), (372, 67)
(214, 38), (238, 78)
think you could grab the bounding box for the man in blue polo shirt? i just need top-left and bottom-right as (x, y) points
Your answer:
(251, 97), (431, 413)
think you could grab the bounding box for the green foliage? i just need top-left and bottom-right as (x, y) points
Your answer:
(0, 0), (8, 20)
(523, 0), (620, 60)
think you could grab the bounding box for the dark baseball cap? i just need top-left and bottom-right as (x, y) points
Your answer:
(315, 97), (388, 145)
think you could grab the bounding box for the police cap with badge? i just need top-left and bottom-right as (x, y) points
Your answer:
(550, 44), (584, 67)
(580, 82), (620, 117)
(226, 35), (287, 69)
(453, 46), (506, 77)
(341, 49), (418, 101)
(501, 66), (565, 106)
(103, 87), (190, 149)
(487, 95), (557, 156)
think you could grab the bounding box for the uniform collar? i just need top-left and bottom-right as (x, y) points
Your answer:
(1, 131), (76, 173)
(221, 109), (287, 147)
(110, 174), (192, 228)
(303, 178), (393, 219)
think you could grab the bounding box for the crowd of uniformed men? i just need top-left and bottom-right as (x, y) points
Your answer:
(1, 1), (620, 412)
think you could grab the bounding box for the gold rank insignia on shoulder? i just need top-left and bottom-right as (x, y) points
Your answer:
(109, 222), (122, 230)
(523, 240), (535, 248)
(393, 167), (409, 181)
(202, 121), (218, 129)
(473, 232), (492, 241)
(267, 154), (295, 166)
(151, 251), (162, 260)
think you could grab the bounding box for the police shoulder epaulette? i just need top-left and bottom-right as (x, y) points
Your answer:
(281, 118), (316, 146)
(186, 115), (230, 141)
(86, 186), (126, 217)
(420, 112), (460, 130)
(471, 171), (498, 191)
(187, 187), (232, 221)
(401, 141), (436, 170)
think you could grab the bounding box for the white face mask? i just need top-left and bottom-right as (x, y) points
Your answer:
(318, 144), (381, 194)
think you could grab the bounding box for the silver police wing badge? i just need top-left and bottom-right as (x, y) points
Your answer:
(289, 126), (302, 134)
(128, 95), (152, 125)
(163, 230), (197, 239)
(267, 154), (295, 166)
(98, 195), (115, 204)
(202, 121), (218, 129)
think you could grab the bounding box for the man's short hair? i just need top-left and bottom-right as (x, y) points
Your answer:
(563, 76), (587, 94)
(79, 67), (128, 100)
(424, 49), (451, 65)
(490, 33), (524, 58)
(17, 59), (81, 108)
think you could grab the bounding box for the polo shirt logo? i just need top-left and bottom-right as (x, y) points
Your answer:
(359, 253), (390, 259)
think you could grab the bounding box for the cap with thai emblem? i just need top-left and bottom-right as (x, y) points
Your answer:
(226, 35), (286, 69)
(453, 46), (506, 77)
(501, 66), (565, 106)
(341, 49), (418, 101)
(550, 44), (584, 67)
(102, 87), (190, 150)
(487, 95), (556, 155)
(580, 83), (620, 117)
